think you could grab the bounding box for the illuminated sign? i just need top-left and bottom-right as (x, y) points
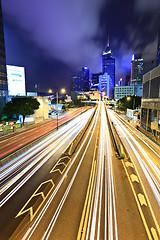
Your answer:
(7, 65), (26, 96)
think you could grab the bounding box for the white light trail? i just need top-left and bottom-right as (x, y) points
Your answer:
(0, 109), (94, 206)
(108, 110), (160, 210)
(21, 104), (100, 240)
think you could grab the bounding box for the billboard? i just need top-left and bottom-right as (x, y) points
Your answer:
(7, 65), (26, 96)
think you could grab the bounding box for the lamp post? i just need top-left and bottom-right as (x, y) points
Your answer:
(48, 89), (52, 94)
(57, 88), (65, 130)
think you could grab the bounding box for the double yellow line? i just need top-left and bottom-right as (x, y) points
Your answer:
(77, 119), (100, 240)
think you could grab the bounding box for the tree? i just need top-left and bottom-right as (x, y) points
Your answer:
(3, 97), (40, 125)
(117, 96), (141, 111)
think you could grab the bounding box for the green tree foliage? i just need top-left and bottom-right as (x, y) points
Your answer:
(3, 97), (40, 125)
(117, 96), (141, 111)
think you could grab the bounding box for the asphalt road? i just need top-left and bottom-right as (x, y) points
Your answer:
(0, 108), (94, 239)
(0, 107), (90, 159)
(1, 104), (159, 239)
(108, 109), (160, 240)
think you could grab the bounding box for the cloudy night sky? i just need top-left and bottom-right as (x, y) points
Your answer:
(1, 0), (160, 93)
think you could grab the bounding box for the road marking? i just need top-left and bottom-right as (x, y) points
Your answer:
(138, 193), (147, 206)
(151, 227), (159, 240)
(16, 179), (55, 221)
(121, 160), (152, 239)
(77, 119), (100, 240)
(125, 161), (134, 168)
(130, 174), (139, 183)
(50, 156), (71, 175)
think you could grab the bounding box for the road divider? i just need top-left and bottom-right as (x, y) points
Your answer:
(106, 108), (125, 159)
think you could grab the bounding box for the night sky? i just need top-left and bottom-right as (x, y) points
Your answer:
(2, 0), (160, 93)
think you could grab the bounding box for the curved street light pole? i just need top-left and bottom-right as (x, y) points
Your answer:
(56, 88), (65, 130)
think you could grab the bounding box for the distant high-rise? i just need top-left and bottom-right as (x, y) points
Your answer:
(156, 24), (160, 67)
(70, 67), (91, 92)
(0, 1), (7, 103)
(131, 54), (143, 85)
(99, 73), (114, 99)
(102, 40), (115, 99)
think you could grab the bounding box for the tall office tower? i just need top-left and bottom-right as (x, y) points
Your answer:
(70, 74), (81, 92)
(70, 67), (91, 92)
(102, 41), (115, 98)
(0, 0), (7, 103)
(92, 73), (101, 85)
(99, 72), (114, 99)
(131, 54), (143, 85)
(123, 75), (131, 86)
(81, 67), (91, 91)
(156, 24), (160, 66)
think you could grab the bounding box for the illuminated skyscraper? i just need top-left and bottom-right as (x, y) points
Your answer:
(99, 73), (114, 99)
(0, 0), (7, 103)
(131, 54), (143, 85)
(102, 40), (115, 99)
(131, 54), (143, 96)
(70, 67), (91, 92)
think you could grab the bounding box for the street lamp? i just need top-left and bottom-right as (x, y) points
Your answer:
(127, 96), (131, 101)
(127, 96), (136, 109)
(57, 88), (65, 130)
(48, 89), (52, 94)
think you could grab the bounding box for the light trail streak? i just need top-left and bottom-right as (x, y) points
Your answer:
(78, 103), (118, 240)
(1, 109), (93, 175)
(21, 104), (100, 240)
(0, 109), (94, 206)
(104, 105), (118, 240)
(108, 109), (160, 237)
(114, 113), (160, 159)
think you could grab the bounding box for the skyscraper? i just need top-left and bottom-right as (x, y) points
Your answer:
(99, 73), (114, 99)
(0, 1), (7, 103)
(102, 41), (115, 99)
(131, 54), (143, 96)
(70, 67), (91, 92)
(156, 24), (160, 67)
(131, 54), (143, 85)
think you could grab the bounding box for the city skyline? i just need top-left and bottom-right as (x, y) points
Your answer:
(1, 0), (160, 93)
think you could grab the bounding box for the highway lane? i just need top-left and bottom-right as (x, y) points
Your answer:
(108, 109), (160, 239)
(0, 109), (94, 204)
(0, 108), (95, 239)
(9, 103), (148, 240)
(0, 107), (91, 159)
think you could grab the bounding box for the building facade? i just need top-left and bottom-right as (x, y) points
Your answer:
(131, 54), (143, 86)
(141, 65), (160, 136)
(99, 73), (114, 99)
(70, 67), (91, 92)
(101, 42), (115, 99)
(156, 24), (160, 67)
(0, 1), (7, 106)
(102, 43), (115, 84)
(114, 86), (135, 100)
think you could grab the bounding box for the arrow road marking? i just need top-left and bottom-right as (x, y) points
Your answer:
(130, 174), (139, 183)
(138, 193), (147, 206)
(16, 179), (55, 222)
(125, 161), (134, 168)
